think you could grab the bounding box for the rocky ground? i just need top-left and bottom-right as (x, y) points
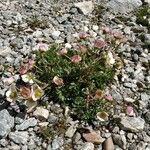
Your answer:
(0, 0), (150, 150)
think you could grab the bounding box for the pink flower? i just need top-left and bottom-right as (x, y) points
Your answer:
(71, 55), (82, 63)
(20, 86), (32, 99)
(79, 32), (87, 39)
(28, 59), (35, 70)
(18, 64), (29, 75)
(113, 30), (124, 39)
(102, 26), (112, 34)
(94, 39), (107, 49)
(33, 43), (49, 52)
(126, 106), (135, 116)
(53, 76), (64, 86)
(57, 48), (68, 55)
(105, 94), (113, 101)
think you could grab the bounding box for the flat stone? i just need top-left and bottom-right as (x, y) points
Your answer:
(80, 142), (94, 150)
(51, 31), (61, 39)
(0, 109), (14, 138)
(74, 1), (94, 15)
(107, 0), (142, 14)
(103, 137), (115, 150)
(120, 117), (145, 132)
(16, 118), (37, 130)
(51, 136), (64, 150)
(9, 131), (29, 144)
(65, 124), (77, 138)
(33, 107), (49, 120)
(83, 131), (105, 144)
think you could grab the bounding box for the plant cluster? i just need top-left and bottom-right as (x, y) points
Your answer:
(33, 27), (126, 122)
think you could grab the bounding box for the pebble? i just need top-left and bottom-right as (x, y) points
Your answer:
(80, 142), (94, 150)
(103, 137), (115, 150)
(82, 131), (105, 144)
(33, 107), (49, 120)
(16, 118), (37, 130)
(120, 116), (145, 132)
(0, 109), (14, 138)
(9, 131), (29, 144)
(51, 136), (64, 150)
(51, 31), (61, 39)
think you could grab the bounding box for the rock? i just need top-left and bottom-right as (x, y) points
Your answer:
(103, 137), (115, 150)
(16, 118), (37, 130)
(65, 124), (77, 138)
(33, 107), (49, 120)
(51, 31), (61, 39)
(144, 34), (150, 43)
(145, 111), (150, 122)
(124, 97), (135, 103)
(74, 1), (94, 15)
(80, 142), (94, 150)
(107, 0), (142, 14)
(51, 136), (64, 150)
(9, 131), (29, 144)
(0, 139), (8, 147)
(48, 113), (58, 124)
(0, 109), (14, 138)
(120, 117), (145, 132)
(82, 131), (105, 144)
(0, 47), (11, 56)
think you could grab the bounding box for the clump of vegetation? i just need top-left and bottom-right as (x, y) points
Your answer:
(136, 5), (150, 28)
(33, 29), (126, 123)
(27, 15), (49, 29)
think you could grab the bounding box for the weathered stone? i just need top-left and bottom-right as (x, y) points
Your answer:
(16, 118), (37, 130)
(80, 142), (94, 150)
(9, 131), (29, 144)
(74, 1), (94, 15)
(120, 117), (145, 132)
(103, 137), (115, 150)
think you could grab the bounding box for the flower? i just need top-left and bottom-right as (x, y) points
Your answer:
(113, 30), (124, 39)
(79, 32), (87, 39)
(96, 111), (109, 121)
(57, 48), (68, 55)
(107, 51), (115, 65)
(3, 77), (15, 85)
(101, 26), (112, 34)
(31, 84), (44, 101)
(18, 63), (29, 75)
(18, 59), (35, 75)
(33, 43), (49, 52)
(77, 45), (87, 53)
(6, 84), (17, 103)
(93, 39), (107, 49)
(105, 94), (113, 101)
(20, 86), (32, 100)
(53, 76), (64, 86)
(71, 55), (82, 63)
(21, 73), (34, 84)
(126, 106), (135, 116)
(94, 89), (104, 99)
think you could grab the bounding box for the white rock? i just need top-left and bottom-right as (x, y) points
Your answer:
(74, 1), (94, 15)
(51, 31), (61, 39)
(92, 25), (99, 31)
(81, 142), (94, 150)
(124, 97), (135, 103)
(120, 117), (145, 132)
(107, 0), (142, 14)
(83, 26), (89, 32)
(33, 30), (42, 38)
(65, 43), (72, 49)
(33, 107), (49, 120)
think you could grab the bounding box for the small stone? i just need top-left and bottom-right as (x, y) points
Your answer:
(133, 54), (139, 61)
(124, 97), (135, 103)
(9, 131), (29, 144)
(48, 113), (58, 124)
(80, 142), (94, 150)
(92, 25), (99, 31)
(0, 109), (14, 138)
(33, 30), (43, 38)
(33, 107), (49, 120)
(65, 124), (77, 138)
(120, 117), (145, 132)
(83, 131), (105, 144)
(144, 34), (150, 43)
(103, 137), (115, 150)
(51, 31), (61, 39)
(51, 136), (64, 150)
(74, 1), (94, 15)
(38, 122), (49, 127)
(0, 139), (8, 147)
(16, 118), (37, 130)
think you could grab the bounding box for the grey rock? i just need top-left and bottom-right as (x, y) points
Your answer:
(145, 34), (150, 43)
(0, 139), (8, 147)
(51, 136), (64, 150)
(110, 89), (123, 101)
(74, 1), (94, 15)
(107, 0), (142, 14)
(113, 134), (126, 149)
(48, 113), (58, 124)
(136, 141), (146, 150)
(141, 93), (149, 102)
(133, 54), (139, 61)
(16, 118), (37, 130)
(80, 142), (94, 150)
(22, 145), (28, 150)
(51, 31), (61, 39)
(65, 124), (77, 138)
(9, 131), (29, 144)
(145, 111), (150, 122)
(15, 113), (26, 124)
(0, 109), (14, 138)
(120, 117), (145, 132)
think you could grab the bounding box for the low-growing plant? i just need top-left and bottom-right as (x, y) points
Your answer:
(33, 29), (126, 123)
